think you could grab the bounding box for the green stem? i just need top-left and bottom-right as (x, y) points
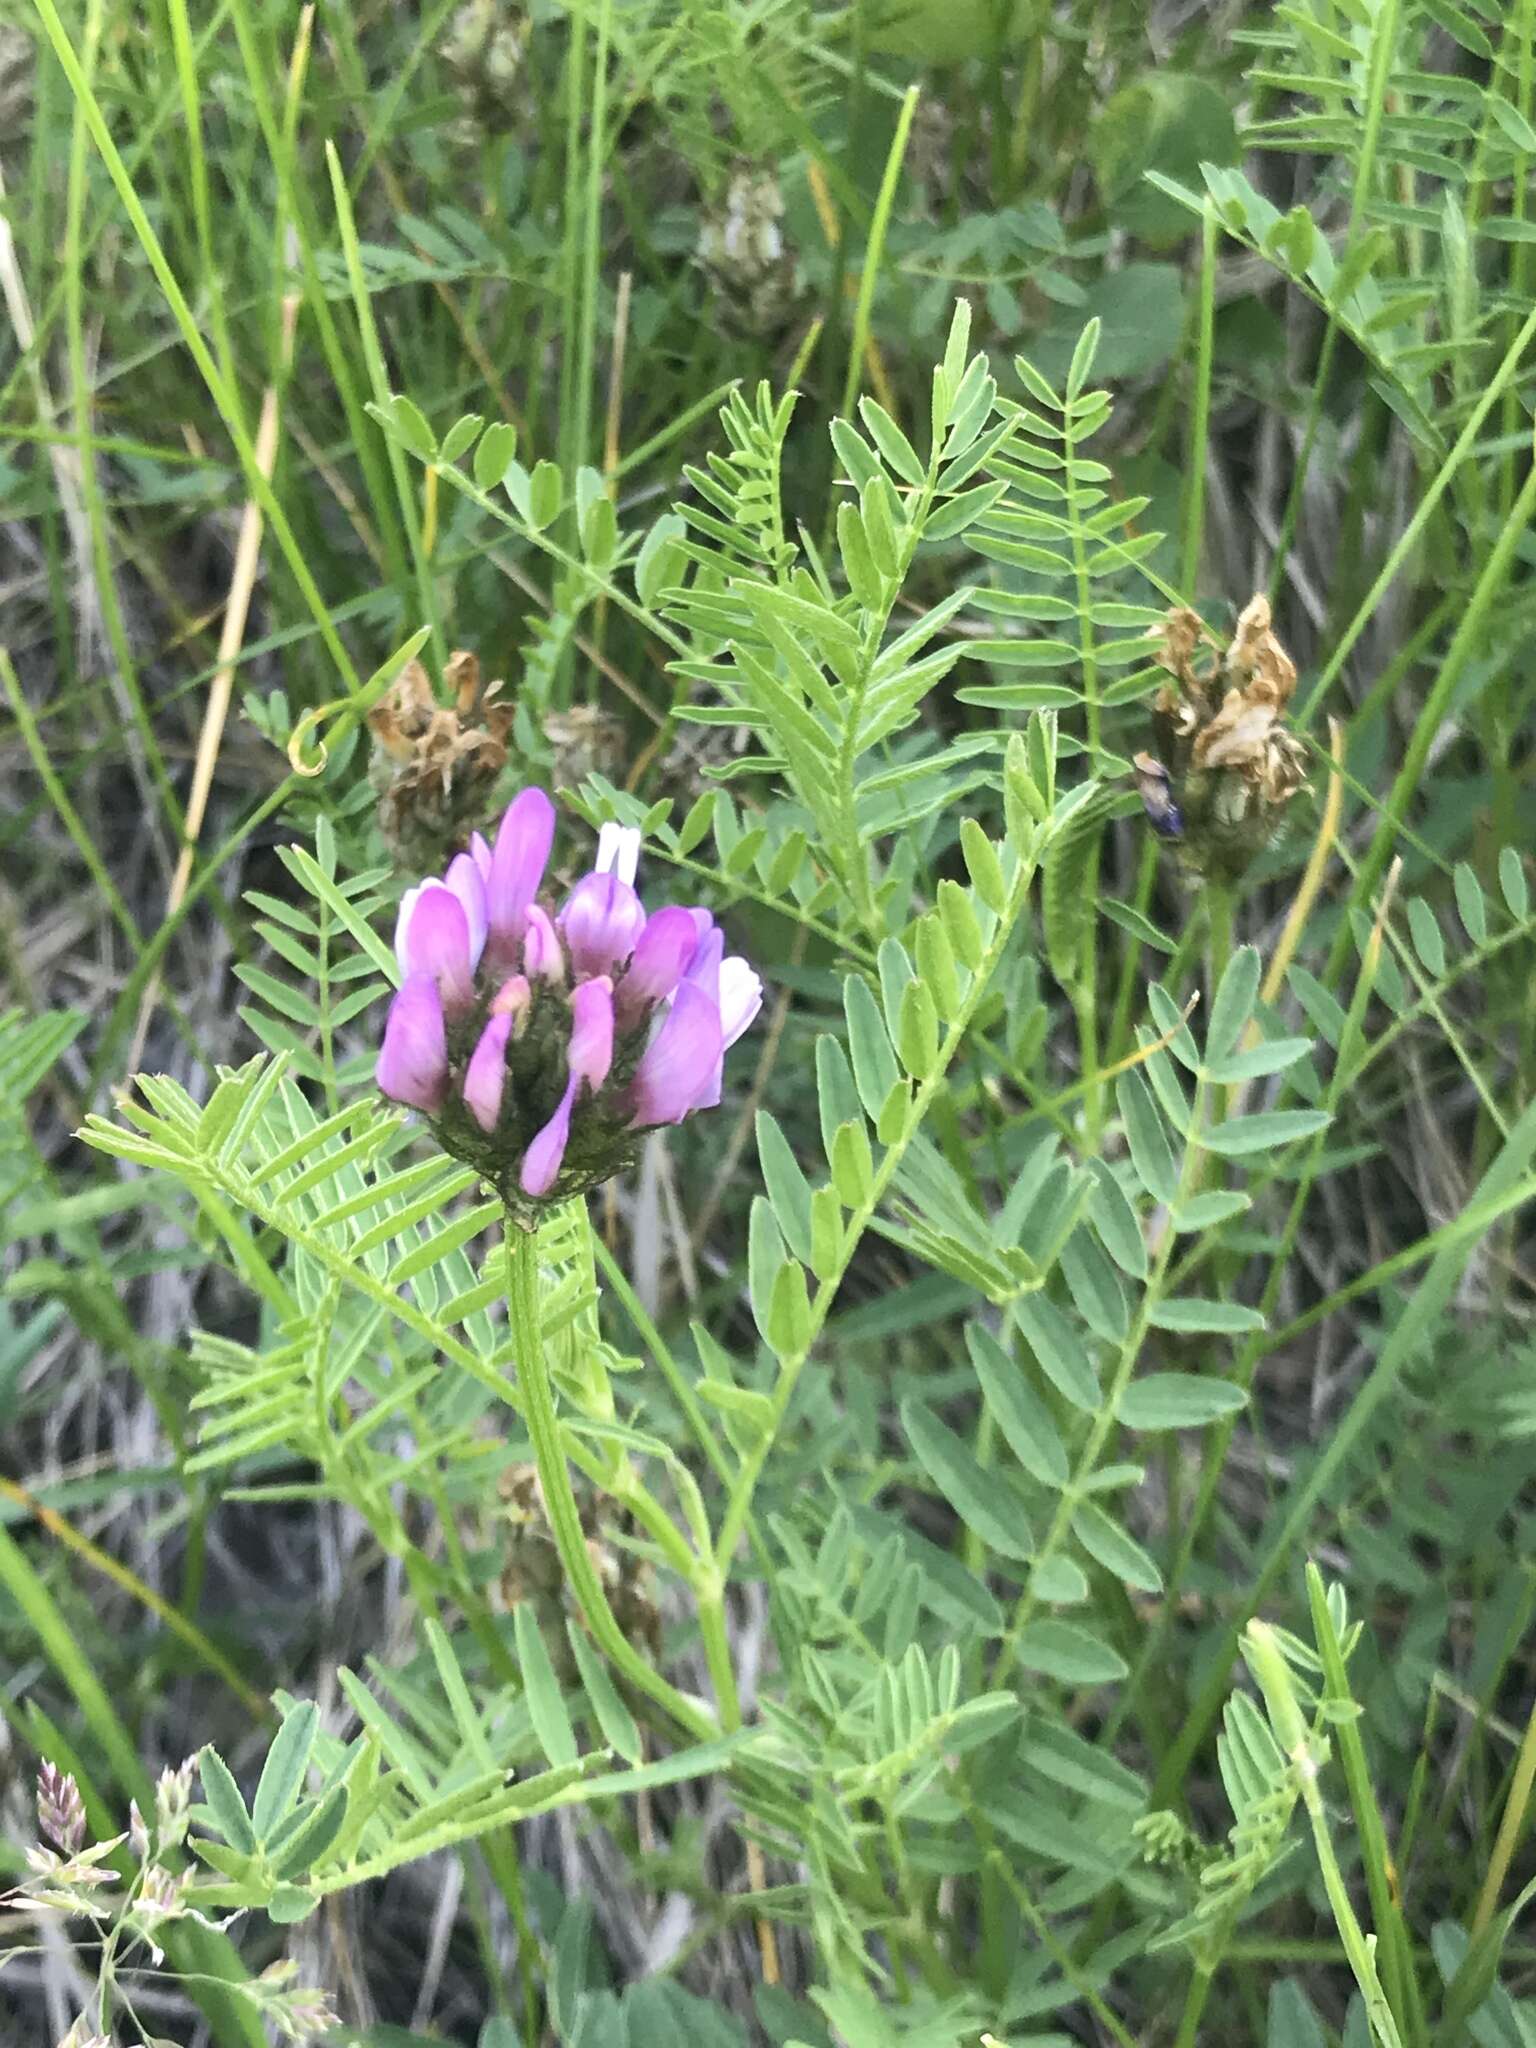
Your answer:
(502, 1216), (715, 1742)
(1173, 1964), (1214, 2048)
(1473, 1688), (1536, 1938)
(1179, 202), (1218, 596)
(713, 844), (1039, 1572)
(839, 85), (920, 420)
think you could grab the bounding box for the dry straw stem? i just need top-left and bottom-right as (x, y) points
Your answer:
(123, 288), (302, 1081)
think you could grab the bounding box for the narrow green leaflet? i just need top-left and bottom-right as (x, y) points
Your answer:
(1119, 1374), (1248, 1429)
(901, 1399), (1034, 1561)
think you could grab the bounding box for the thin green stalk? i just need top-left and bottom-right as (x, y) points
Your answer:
(1268, 0), (1402, 598)
(992, 1060), (1213, 1681)
(1295, 300), (1536, 737)
(1247, 1621), (1405, 2048)
(31, 0), (359, 695)
(574, 0), (612, 500)
(324, 143), (445, 668)
(555, 0), (588, 658)
(163, 0), (240, 415)
(1324, 447), (1536, 985)
(588, 1232), (734, 1491)
(1472, 1693), (1536, 1938)
(3, 651), (144, 959)
(1308, 1565), (1429, 2048)
(225, 0), (413, 594)
(64, 0), (181, 848)
(1113, 877), (1397, 1742)
(715, 843), (1038, 1575)
(1179, 202), (1218, 596)
(502, 1218), (714, 1741)
(1173, 1963), (1215, 2048)
(1154, 1090), (1536, 1809)
(839, 85), (920, 421)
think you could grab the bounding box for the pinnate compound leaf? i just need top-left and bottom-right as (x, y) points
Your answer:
(252, 1700), (319, 1840)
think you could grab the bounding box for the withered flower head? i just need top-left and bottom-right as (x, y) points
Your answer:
(441, 0), (529, 131)
(697, 161), (801, 336)
(1139, 595), (1309, 882)
(368, 649), (514, 871)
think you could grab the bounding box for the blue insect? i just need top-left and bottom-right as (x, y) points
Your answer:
(1133, 752), (1184, 839)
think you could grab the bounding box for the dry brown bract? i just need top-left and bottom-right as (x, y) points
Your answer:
(1145, 595), (1309, 881)
(368, 649), (514, 869)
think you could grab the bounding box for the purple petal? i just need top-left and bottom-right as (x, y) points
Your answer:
(399, 883), (475, 1010)
(487, 787), (556, 967)
(463, 1012), (512, 1133)
(445, 853), (489, 970)
(377, 973), (449, 1113)
(568, 975), (615, 1090)
(469, 830), (492, 882)
(521, 1076), (577, 1198)
(682, 924), (723, 999)
(719, 957), (763, 1047)
(629, 982), (724, 1128)
(559, 871), (646, 980)
(616, 906), (701, 1026)
(523, 905), (565, 983)
(678, 930), (728, 1108)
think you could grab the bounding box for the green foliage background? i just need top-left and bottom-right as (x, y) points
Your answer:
(1, 1), (1535, 2044)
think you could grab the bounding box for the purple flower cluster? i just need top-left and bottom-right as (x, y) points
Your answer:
(377, 790), (762, 1211)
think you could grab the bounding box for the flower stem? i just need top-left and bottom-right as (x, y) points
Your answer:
(502, 1215), (713, 1742)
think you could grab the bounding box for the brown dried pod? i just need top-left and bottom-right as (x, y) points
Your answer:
(368, 649), (514, 871)
(1138, 595), (1309, 883)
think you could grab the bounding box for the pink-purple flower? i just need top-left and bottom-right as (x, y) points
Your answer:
(376, 792), (763, 1214)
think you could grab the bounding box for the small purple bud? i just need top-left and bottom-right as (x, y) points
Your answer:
(377, 973), (449, 1112)
(487, 788), (556, 967)
(630, 982), (724, 1128)
(568, 974), (615, 1090)
(445, 852), (489, 970)
(463, 1012), (513, 1133)
(616, 906), (700, 1026)
(521, 1077), (576, 1197)
(398, 882), (475, 1011)
(560, 870), (646, 980)
(523, 904), (565, 983)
